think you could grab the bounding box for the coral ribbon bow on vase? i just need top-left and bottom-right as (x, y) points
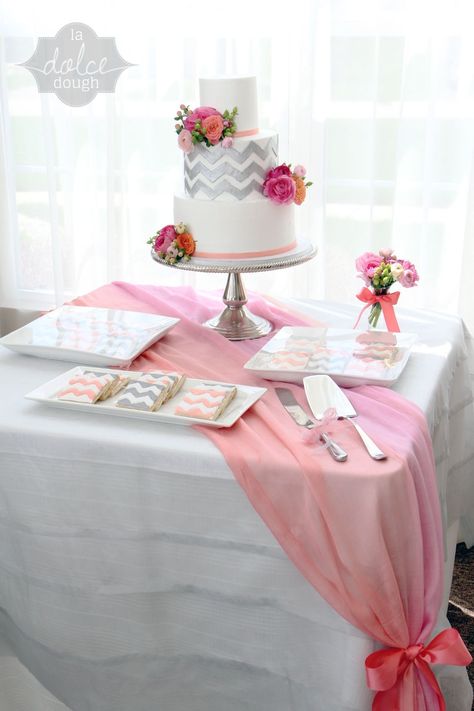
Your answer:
(354, 287), (401, 332)
(365, 629), (472, 711)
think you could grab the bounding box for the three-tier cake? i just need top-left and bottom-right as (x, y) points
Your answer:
(174, 76), (298, 259)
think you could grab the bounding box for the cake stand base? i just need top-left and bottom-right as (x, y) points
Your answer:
(203, 272), (272, 340)
(151, 240), (317, 340)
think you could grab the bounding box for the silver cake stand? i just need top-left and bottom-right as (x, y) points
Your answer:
(151, 241), (317, 340)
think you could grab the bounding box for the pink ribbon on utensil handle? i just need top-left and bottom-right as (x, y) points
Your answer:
(365, 628), (472, 711)
(353, 288), (401, 332)
(301, 407), (338, 446)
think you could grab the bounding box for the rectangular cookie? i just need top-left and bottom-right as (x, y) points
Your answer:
(115, 378), (170, 412)
(269, 350), (310, 370)
(144, 371), (186, 400)
(174, 384), (237, 421)
(82, 370), (129, 400)
(56, 371), (117, 404)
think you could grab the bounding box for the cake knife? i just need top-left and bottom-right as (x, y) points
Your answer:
(275, 387), (348, 462)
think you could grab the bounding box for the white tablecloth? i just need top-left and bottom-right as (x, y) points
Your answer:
(0, 299), (472, 711)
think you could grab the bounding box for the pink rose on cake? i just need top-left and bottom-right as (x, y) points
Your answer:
(154, 225), (176, 254)
(183, 106), (219, 132)
(266, 164), (292, 180)
(263, 175), (297, 205)
(202, 114), (224, 145)
(293, 164), (307, 178)
(177, 129), (193, 154)
(263, 163), (313, 206)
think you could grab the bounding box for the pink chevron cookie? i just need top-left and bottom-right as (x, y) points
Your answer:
(284, 337), (322, 353)
(56, 372), (117, 403)
(174, 385), (237, 421)
(270, 351), (309, 370)
(81, 370), (129, 399)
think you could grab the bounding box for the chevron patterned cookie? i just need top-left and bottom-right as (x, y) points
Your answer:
(307, 352), (351, 373)
(80, 370), (129, 400)
(174, 385), (237, 421)
(115, 378), (170, 412)
(56, 372), (117, 404)
(284, 337), (322, 353)
(269, 350), (310, 370)
(143, 371), (186, 400)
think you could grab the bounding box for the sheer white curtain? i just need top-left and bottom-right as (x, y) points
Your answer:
(1, 0), (474, 329)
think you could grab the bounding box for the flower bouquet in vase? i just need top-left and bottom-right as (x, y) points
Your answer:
(354, 249), (419, 332)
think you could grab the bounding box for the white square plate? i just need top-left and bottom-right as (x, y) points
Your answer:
(244, 327), (417, 387)
(0, 306), (179, 366)
(25, 366), (267, 428)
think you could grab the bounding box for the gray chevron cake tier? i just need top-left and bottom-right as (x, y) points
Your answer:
(184, 131), (278, 201)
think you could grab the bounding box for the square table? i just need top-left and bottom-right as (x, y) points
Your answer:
(0, 297), (472, 711)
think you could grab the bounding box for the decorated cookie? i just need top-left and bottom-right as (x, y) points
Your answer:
(104, 374), (129, 398)
(81, 370), (129, 400)
(115, 378), (170, 412)
(56, 372), (117, 404)
(174, 385), (237, 421)
(270, 350), (309, 370)
(143, 371), (186, 400)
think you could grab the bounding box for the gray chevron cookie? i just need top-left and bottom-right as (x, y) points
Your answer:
(115, 379), (169, 412)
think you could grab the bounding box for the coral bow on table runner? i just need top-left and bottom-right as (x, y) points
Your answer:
(366, 629), (472, 710)
(72, 282), (471, 711)
(354, 287), (401, 332)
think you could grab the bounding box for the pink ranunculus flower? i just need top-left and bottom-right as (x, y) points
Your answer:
(183, 106), (219, 132)
(154, 225), (176, 253)
(263, 175), (296, 205)
(355, 251), (383, 284)
(222, 136), (234, 149)
(177, 129), (193, 154)
(202, 114), (224, 144)
(293, 164), (306, 178)
(399, 260), (419, 288)
(265, 164), (292, 181)
(379, 247), (395, 260)
(166, 244), (179, 259)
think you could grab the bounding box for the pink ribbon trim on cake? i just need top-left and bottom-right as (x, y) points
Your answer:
(233, 128), (259, 137)
(365, 629), (472, 711)
(353, 287), (401, 332)
(194, 240), (296, 260)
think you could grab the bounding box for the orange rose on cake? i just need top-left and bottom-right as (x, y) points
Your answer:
(176, 232), (196, 256)
(202, 114), (224, 145)
(293, 177), (307, 205)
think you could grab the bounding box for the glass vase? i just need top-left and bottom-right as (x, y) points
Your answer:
(367, 288), (388, 330)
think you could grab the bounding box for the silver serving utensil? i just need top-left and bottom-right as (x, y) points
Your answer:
(275, 387), (348, 462)
(303, 375), (386, 460)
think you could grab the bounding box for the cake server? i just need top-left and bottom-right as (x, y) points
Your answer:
(275, 387), (348, 462)
(303, 375), (386, 460)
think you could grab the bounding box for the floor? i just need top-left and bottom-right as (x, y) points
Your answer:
(447, 544), (474, 708)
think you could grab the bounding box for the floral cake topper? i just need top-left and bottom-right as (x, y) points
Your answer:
(148, 223), (196, 265)
(263, 164), (312, 205)
(175, 105), (238, 153)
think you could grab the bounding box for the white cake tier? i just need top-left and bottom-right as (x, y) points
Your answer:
(184, 130), (278, 202)
(174, 191), (296, 259)
(200, 76), (258, 134)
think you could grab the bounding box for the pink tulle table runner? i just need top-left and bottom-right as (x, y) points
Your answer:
(73, 282), (471, 710)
